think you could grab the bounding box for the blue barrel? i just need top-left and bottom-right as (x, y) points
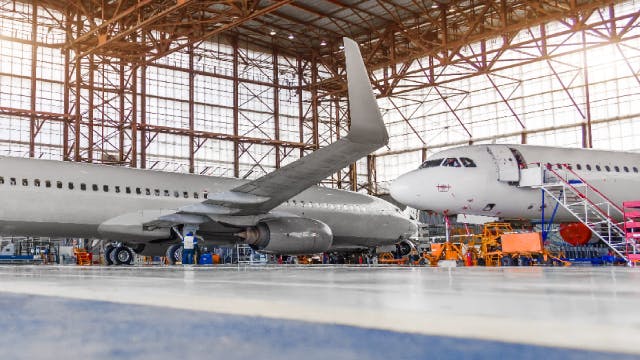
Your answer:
(199, 253), (213, 265)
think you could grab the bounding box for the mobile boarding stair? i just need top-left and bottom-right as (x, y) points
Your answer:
(520, 163), (640, 266)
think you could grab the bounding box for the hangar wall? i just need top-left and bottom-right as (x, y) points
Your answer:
(373, 1), (640, 189)
(0, 1), (317, 181)
(0, 1), (639, 195)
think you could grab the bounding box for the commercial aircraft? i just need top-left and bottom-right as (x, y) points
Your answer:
(0, 38), (417, 265)
(390, 144), (640, 242)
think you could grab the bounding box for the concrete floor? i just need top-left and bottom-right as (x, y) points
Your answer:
(0, 265), (639, 359)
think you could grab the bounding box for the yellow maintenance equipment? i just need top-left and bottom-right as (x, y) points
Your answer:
(74, 248), (92, 266)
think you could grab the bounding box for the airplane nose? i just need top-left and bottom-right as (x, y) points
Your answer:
(390, 172), (415, 207)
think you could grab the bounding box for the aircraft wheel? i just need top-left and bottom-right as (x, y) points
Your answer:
(109, 246), (119, 265)
(113, 246), (134, 265)
(104, 245), (115, 266)
(166, 244), (182, 265)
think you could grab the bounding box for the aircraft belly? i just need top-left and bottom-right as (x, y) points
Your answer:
(298, 209), (406, 248)
(0, 220), (99, 238)
(0, 187), (200, 239)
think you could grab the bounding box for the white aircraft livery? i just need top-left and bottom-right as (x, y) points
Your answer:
(390, 144), (640, 222)
(0, 38), (417, 264)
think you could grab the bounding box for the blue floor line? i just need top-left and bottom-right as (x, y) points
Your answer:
(0, 292), (636, 360)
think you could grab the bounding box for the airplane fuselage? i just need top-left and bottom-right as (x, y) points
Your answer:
(0, 156), (416, 251)
(390, 144), (640, 222)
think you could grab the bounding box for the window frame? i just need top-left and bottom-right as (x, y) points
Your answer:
(460, 157), (477, 168)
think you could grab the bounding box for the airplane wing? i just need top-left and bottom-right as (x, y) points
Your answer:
(147, 37), (387, 226)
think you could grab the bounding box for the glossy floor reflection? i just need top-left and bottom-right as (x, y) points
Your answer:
(1, 265), (639, 359)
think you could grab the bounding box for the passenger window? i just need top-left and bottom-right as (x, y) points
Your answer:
(605, 165), (611, 172)
(103, 185), (109, 192)
(126, 187), (131, 194)
(92, 184), (98, 191)
(115, 186), (120, 193)
(419, 158), (443, 169)
(56, 181), (62, 189)
(193, 192), (199, 199)
(154, 189), (160, 196)
(624, 166), (629, 172)
(442, 158), (461, 167)
(556, 164), (562, 170)
(596, 165), (601, 171)
(163, 190), (169, 197)
(203, 192), (208, 199)
(586, 164), (592, 171)
(145, 188), (151, 195)
(174, 191), (179, 198)
(136, 187), (141, 195)
(10, 177), (16, 185)
(634, 167), (639, 173)
(576, 164), (582, 170)
(22, 179), (28, 186)
(460, 157), (476, 167)
(0, 176), (3, 184)
(68, 182), (74, 190)
(614, 166), (620, 172)
(45, 180), (51, 188)
(34, 179), (40, 187)
(183, 191), (188, 198)
(81, 183), (86, 191)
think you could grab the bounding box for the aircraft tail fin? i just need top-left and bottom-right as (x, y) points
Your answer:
(343, 37), (388, 146)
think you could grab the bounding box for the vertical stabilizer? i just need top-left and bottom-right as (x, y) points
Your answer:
(343, 37), (388, 145)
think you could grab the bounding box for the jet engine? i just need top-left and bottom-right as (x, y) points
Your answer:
(396, 239), (415, 256)
(237, 217), (333, 254)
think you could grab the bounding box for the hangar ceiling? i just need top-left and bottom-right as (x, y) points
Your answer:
(32, 0), (619, 92)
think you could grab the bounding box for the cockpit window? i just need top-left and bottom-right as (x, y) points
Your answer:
(442, 158), (461, 167)
(460, 157), (476, 167)
(419, 158), (443, 169)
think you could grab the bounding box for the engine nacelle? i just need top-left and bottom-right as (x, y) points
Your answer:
(239, 217), (333, 254)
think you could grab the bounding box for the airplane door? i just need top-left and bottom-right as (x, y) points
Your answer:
(487, 145), (520, 182)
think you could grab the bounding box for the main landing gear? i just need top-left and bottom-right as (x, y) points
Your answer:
(165, 224), (200, 265)
(104, 243), (135, 265)
(165, 244), (183, 265)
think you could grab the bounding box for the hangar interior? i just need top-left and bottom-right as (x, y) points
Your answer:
(1, 0), (639, 197)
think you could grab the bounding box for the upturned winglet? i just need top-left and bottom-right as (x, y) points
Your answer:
(343, 37), (389, 146)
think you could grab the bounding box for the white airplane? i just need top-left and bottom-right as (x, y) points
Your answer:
(0, 38), (417, 265)
(390, 144), (640, 242)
